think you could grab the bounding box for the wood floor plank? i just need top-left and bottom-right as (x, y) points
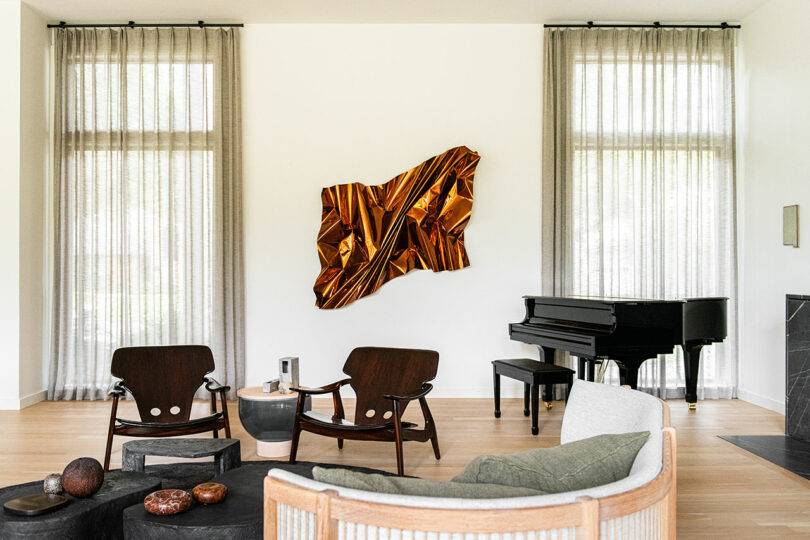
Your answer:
(0, 397), (807, 537)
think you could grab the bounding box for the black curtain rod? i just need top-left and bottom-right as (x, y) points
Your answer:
(544, 21), (740, 29)
(47, 21), (243, 28)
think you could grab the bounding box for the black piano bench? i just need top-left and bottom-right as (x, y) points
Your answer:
(492, 359), (575, 435)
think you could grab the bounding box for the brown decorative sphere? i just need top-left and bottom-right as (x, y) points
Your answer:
(62, 457), (104, 498)
(192, 482), (227, 504)
(144, 489), (193, 515)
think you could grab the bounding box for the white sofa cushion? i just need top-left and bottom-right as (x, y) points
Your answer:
(561, 380), (663, 478)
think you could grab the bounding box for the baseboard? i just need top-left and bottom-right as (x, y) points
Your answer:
(0, 390), (47, 410)
(19, 389), (47, 409)
(737, 388), (785, 415)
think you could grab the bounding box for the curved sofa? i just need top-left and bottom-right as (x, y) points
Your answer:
(263, 380), (676, 539)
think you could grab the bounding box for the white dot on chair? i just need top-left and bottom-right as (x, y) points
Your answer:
(383, 411), (393, 419)
(150, 408), (161, 416)
(170, 406), (181, 415)
(365, 409), (376, 418)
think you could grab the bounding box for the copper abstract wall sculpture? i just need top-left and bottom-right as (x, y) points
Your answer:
(314, 146), (480, 309)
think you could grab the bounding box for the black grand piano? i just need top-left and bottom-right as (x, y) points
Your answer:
(509, 296), (727, 409)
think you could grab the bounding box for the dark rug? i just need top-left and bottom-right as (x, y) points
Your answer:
(131, 459), (396, 490)
(719, 435), (810, 481)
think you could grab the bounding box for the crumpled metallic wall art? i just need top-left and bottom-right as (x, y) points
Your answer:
(314, 146), (480, 309)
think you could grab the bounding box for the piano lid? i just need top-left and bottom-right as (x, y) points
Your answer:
(522, 295), (685, 303)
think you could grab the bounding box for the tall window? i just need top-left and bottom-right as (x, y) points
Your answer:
(543, 28), (737, 399)
(49, 27), (244, 399)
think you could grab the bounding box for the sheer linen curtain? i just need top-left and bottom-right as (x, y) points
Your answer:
(542, 27), (737, 400)
(49, 27), (244, 400)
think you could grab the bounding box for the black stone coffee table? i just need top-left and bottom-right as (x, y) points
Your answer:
(123, 461), (392, 540)
(0, 471), (161, 540)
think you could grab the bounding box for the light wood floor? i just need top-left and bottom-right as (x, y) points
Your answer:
(1, 397), (808, 538)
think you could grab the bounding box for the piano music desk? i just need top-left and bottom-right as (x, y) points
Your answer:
(492, 358), (575, 435)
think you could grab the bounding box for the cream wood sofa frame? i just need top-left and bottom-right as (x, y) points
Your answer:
(263, 382), (676, 540)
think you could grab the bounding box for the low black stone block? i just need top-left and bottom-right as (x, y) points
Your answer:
(0, 471), (161, 540)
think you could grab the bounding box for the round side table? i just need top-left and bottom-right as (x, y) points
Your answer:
(236, 387), (311, 458)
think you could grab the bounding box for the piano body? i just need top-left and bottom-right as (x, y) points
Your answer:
(509, 296), (727, 409)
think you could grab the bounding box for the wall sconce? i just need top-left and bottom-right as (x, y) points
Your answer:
(783, 205), (799, 248)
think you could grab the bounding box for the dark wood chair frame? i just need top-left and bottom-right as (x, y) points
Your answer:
(103, 345), (232, 471)
(288, 347), (441, 476)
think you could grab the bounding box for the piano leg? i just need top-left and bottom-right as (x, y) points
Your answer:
(539, 346), (555, 409)
(619, 366), (639, 389)
(683, 342), (704, 410)
(614, 358), (642, 389)
(576, 357), (596, 381)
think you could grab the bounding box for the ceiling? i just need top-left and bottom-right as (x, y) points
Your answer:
(25, 0), (769, 25)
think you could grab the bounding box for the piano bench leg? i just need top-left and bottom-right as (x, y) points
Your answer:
(523, 383), (530, 416)
(493, 368), (501, 418)
(531, 384), (540, 435)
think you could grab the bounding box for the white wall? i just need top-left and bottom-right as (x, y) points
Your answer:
(737, 0), (810, 413)
(18, 2), (47, 404)
(242, 25), (543, 396)
(0, 0), (47, 409)
(0, 0), (22, 409)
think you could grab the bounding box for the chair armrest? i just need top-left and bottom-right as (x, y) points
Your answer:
(108, 380), (128, 398)
(293, 378), (351, 395)
(204, 377), (231, 393)
(384, 383), (434, 402)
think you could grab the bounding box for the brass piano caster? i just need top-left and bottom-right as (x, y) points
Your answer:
(688, 402), (697, 411)
(544, 401), (553, 410)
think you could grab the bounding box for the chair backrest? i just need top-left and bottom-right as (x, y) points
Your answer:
(111, 345), (215, 423)
(342, 346), (439, 426)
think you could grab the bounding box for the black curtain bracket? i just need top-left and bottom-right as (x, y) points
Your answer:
(544, 21), (740, 29)
(47, 21), (244, 28)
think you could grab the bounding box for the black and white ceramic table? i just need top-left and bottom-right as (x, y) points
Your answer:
(237, 387), (311, 457)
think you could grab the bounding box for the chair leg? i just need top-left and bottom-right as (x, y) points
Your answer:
(219, 390), (232, 438)
(289, 420), (302, 464)
(104, 395), (120, 472)
(211, 392), (219, 438)
(419, 397), (441, 460)
(392, 401), (405, 476)
(428, 427), (441, 460)
(289, 393), (307, 464)
(332, 390), (345, 451)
